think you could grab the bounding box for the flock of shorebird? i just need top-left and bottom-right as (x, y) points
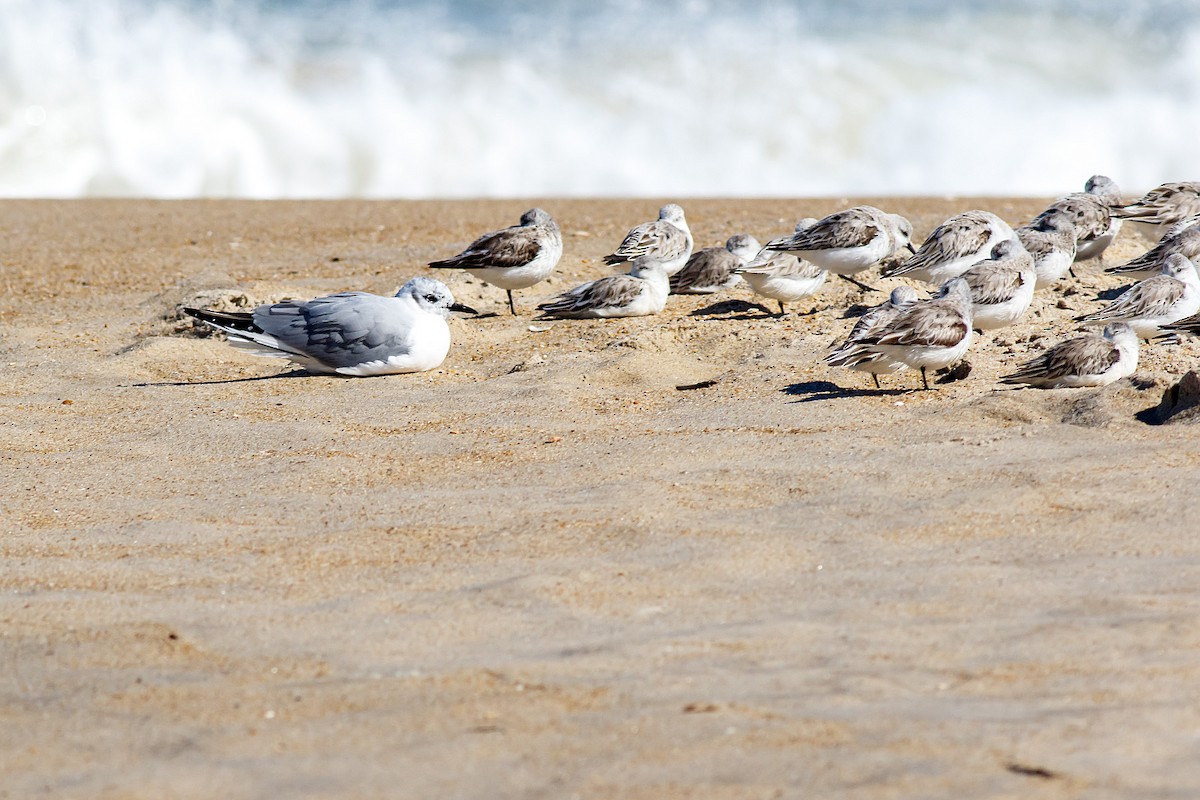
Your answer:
(185, 178), (1200, 390)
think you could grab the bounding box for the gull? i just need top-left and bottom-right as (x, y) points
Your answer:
(958, 239), (1037, 330)
(669, 234), (761, 294)
(1106, 219), (1200, 280)
(604, 204), (693, 275)
(735, 219), (827, 315)
(183, 277), (477, 376)
(1001, 323), (1139, 388)
(429, 207), (563, 315)
(1016, 212), (1078, 289)
(763, 206), (914, 292)
(830, 278), (975, 390)
(1112, 181), (1200, 241)
(536, 256), (669, 319)
(1031, 175), (1122, 262)
(825, 286), (920, 387)
(1077, 253), (1200, 338)
(883, 210), (1015, 284)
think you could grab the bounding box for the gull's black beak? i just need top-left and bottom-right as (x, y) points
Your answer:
(905, 242), (917, 254)
(450, 302), (478, 315)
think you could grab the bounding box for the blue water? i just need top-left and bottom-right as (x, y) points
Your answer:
(2, 0), (1199, 198)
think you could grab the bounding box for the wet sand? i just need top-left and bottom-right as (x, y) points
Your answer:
(3, 198), (1200, 799)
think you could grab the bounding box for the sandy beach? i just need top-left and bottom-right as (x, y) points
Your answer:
(3, 197), (1200, 799)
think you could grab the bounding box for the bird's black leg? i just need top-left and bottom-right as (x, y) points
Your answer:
(778, 301), (786, 317)
(921, 367), (929, 390)
(839, 274), (878, 293)
(507, 290), (517, 316)
(872, 373), (881, 389)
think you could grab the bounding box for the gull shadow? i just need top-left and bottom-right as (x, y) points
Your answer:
(689, 299), (777, 319)
(781, 380), (908, 402)
(125, 370), (325, 387)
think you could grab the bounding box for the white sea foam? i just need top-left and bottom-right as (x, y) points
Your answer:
(3, 0), (1200, 198)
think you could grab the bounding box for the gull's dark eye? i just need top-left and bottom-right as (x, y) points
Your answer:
(424, 294), (439, 303)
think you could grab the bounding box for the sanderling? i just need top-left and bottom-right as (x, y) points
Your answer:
(184, 277), (477, 376)
(825, 285), (920, 387)
(1031, 175), (1123, 262)
(1112, 181), (1200, 240)
(604, 204), (693, 275)
(1106, 219), (1200, 280)
(1001, 322), (1139, 388)
(763, 206), (914, 292)
(536, 256), (670, 319)
(669, 234), (761, 294)
(1016, 212), (1078, 289)
(959, 239), (1037, 330)
(735, 220), (827, 316)
(1077, 253), (1200, 338)
(429, 208), (563, 315)
(830, 278), (975, 390)
(883, 210), (1016, 284)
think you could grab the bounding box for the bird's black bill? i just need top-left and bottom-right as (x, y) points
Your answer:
(450, 302), (479, 315)
(905, 242), (917, 254)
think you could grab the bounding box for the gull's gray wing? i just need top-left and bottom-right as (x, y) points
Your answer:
(253, 293), (413, 369)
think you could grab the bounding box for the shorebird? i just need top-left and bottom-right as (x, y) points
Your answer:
(829, 278), (975, 390)
(1030, 175), (1122, 262)
(669, 234), (761, 294)
(1112, 181), (1200, 241)
(429, 208), (562, 315)
(1077, 253), (1200, 338)
(1016, 212), (1078, 289)
(735, 219), (827, 316)
(958, 239), (1037, 330)
(1106, 219), (1200, 280)
(604, 204), (693, 276)
(883, 210), (1016, 284)
(825, 285), (920, 387)
(763, 206), (914, 292)
(1001, 323), (1139, 388)
(537, 256), (670, 319)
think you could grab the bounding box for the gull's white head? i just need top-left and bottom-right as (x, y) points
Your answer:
(725, 234), (761, 262)
(400, 277), (478, 317)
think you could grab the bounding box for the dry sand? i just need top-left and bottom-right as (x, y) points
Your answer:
(2, 198), (1200, 799)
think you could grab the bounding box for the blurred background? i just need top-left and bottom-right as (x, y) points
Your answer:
(2, 0), (1199, 199)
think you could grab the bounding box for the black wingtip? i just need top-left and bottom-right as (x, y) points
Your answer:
(182, 307), (260, 333)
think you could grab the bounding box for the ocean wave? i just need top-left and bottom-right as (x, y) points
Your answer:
(2, 0), (1200, 197)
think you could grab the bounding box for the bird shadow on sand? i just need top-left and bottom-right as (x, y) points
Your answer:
(125, 370), (327, 388)
(781, 380), (908, 402)
(689, 300), (780, 320)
